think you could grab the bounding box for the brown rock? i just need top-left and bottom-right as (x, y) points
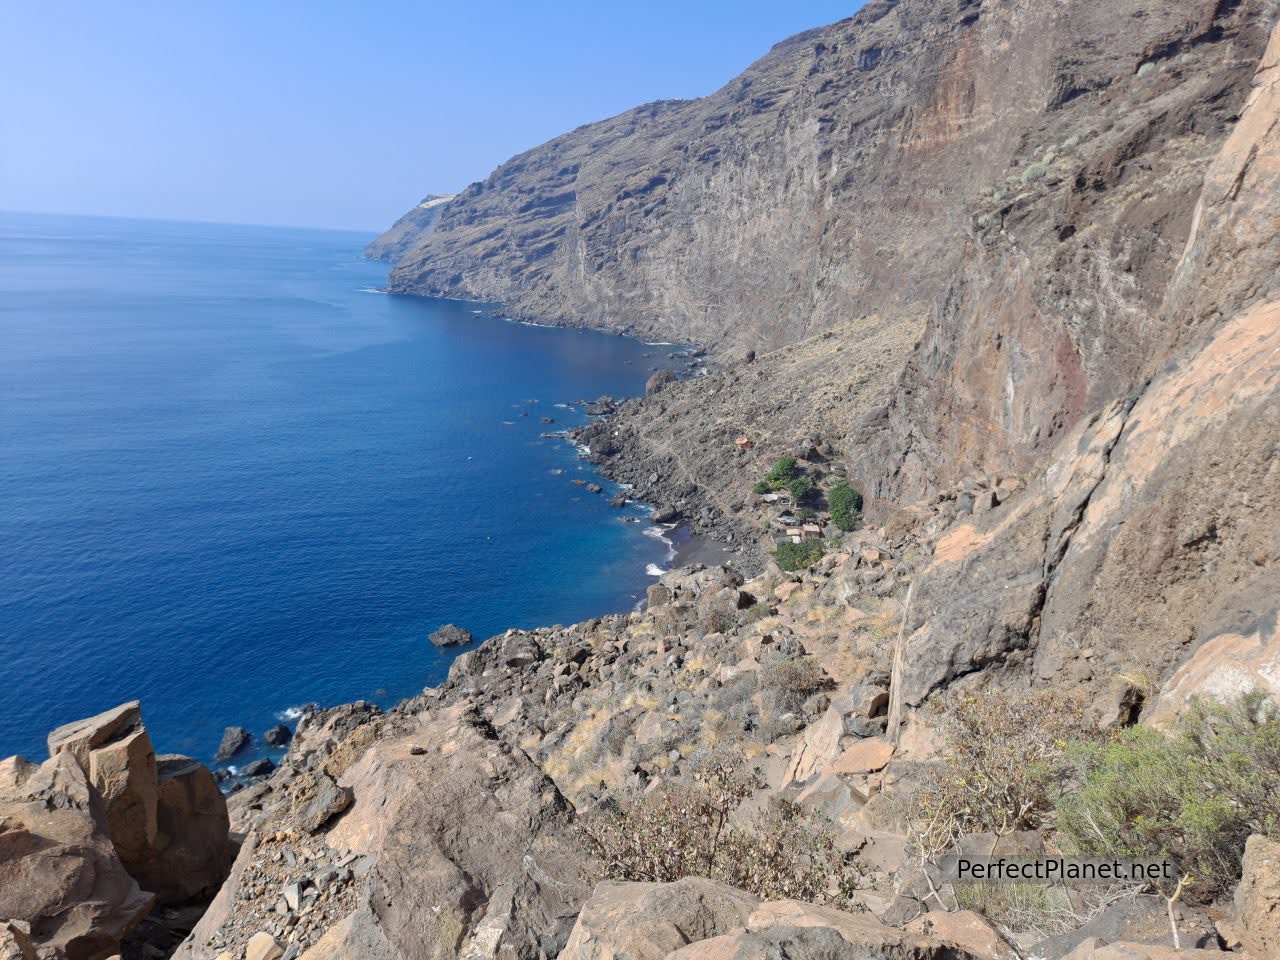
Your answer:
(785, 706), (845, 784)
(0, 922), (36, 960)
(313, 704), (592, 960)
(745, 899), (947, 955)
(0, 752), (153, 960)
(829, 737), (894, 775)
(1236, 833), (1280, 959)
(906, 910), (1018, 960)
(132, 756), (235, 904)
(559, 878), (758, 960)
(244, 933), (283, 960)
(87, 726), (159, 867)
(47, 701), (144, 769)
(44, 703), (231, 907)
(48, 701), (160, 869)
(290, 770), (352, 834)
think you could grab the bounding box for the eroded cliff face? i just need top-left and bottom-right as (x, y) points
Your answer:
(896, 12), (1280, 714)
(859, 0), (1277, 502)
(388, 0), (1260, 356)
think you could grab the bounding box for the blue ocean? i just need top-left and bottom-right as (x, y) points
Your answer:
(0, 212), (680, 767)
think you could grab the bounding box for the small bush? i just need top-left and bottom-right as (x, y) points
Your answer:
(899, 690), (1100, 856)
(828, 482), (863, 532)
(774, 538), (824, 572)
(752, 480), (771, 495)
(583, 755), (864, 907)
(702, 606), (737, 635)
(762, 657), (827, 696)
(1021, 161), (1049, 183)
(1057, 693), (1280, 902)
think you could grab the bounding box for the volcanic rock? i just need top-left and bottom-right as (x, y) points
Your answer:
(428, 624), (472, 648)
(215, 727), (250, 763)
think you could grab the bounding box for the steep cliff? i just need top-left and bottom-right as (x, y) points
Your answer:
(384, 0), (1270, 361)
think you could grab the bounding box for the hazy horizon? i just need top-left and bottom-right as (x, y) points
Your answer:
(1, 2), (862, 232)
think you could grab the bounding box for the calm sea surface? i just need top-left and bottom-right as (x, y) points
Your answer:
(0, 212), (678, 766)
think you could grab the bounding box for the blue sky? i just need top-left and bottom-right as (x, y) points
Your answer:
(1, 2), (861, 231)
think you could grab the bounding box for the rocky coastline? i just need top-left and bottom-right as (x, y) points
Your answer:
(6, 0), (1280, 958)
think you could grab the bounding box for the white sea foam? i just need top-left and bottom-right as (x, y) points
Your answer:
(276, 705), (308, 721)
(641, 524), (678, 562)
(646, 563), (668, 577)
(359, 286), (386, 294)
(573, 442), (591, 457)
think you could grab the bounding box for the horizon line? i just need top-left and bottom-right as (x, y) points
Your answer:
(0, 206), (384, 236)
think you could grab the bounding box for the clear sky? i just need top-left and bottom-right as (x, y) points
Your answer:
(1, 2), (862, 232)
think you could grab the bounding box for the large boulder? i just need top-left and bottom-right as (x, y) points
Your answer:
(1235, 833), (1280, 959)
(0, 752), (154, 960)
(47, 703), (233, 907)
(906, 911), (1018, 960)
(559, 878), (758, 960)
(745, 899), (954, 957)
(48, 701), (159, 868)
(179, 704), (591, 960)
(131, 756), (235, 903)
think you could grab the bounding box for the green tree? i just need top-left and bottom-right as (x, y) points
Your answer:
(765, 457), (800, 488)
(786, 475), (814, 504)
(828, 482), (863, 531)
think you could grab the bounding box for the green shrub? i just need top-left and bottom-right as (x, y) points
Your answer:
(828, 482), (864, 531)
(797, 507), (817, 521)
(774, 538), (823, 572)
(786, 475), (814, 503)
(752, 480), (771, 495)
(1056, 693), (1280, 902)
(583, 755), (865, 907)
(1021, 161), (1049, 183)
(766, 457), (801, 487)
(899, 690), (1099, 856)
